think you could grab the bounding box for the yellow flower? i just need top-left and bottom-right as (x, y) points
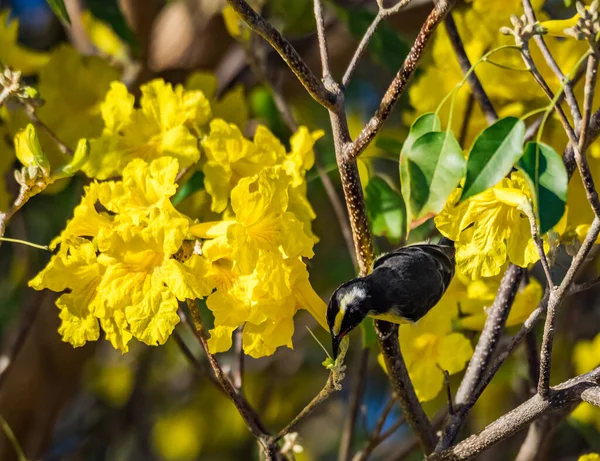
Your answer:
(29, 238), (103, 347)
(37, 45), (120, 163)
(0, 10), (49, 74)
(31, 157), (216, 352)
(578, 455), (600, 461)
(84, 79), (211, 179)
(435, 173), (540, 279)
(571, 334), (600, 432)
(379, 295), (473, 402)
(191, 167), (326, 357)
(406, 0), (588, 151)
(201, 120), (282, 212)
(451, 271), (543, 330)
(206, 258), (326, 358)
(185, 71), (248, 130)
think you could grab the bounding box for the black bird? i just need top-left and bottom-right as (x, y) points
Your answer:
(327, 238), (455, 359)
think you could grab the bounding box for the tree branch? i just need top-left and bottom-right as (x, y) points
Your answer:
(225, 0), (337, 109)
(538, 217), (600, 396)
(432, 381), (600, 461)
(521, 0), (582, 130)
(444, 12), (498, 124)
(376, 321), (437, 454)
(345, 0), (456, 161)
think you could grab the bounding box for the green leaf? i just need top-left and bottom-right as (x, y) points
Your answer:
(365, 176), (405, 244)
(335, 6), (410, 74)
(46, 0), (71, 25)
(461, 117), (526, 201)
(172, 170), (205, 206)
(517, 142), (568, 234)
(401, 131), (465, 222)
(401, 113), (441, 156)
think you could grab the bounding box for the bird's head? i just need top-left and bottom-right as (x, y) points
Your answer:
(327, 279), (371, 359)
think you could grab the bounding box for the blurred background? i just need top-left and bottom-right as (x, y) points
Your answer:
(0, 0), (599, 460)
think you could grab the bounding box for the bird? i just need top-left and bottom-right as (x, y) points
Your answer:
(327, 237), (455, 359)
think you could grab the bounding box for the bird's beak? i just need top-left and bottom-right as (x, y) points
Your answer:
(331, 334), (341, 361)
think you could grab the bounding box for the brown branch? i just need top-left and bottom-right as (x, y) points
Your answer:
(573, 53), (600, 218)
(436, 265), (524, 451)
(345, 0), (456, 160)
(183, 301), (276, 458)
(581, 386), (600, 407)
(376, 321), (437, 454)
(456, 265), (524, 405)
(521, 0), (582, 130)
(519, 44), (579, 147)
(444, 12), (498, 124)
(431, 380), (600, 461)
(538, 217), (600, 397)
(225, 0), (336, 109)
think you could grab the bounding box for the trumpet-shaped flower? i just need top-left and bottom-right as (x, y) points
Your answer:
(435, 173), (540, 280)
(84, 79), (211, 179)
(379, 294), (473, 402)
(185, 71), (248, 130)
(29, 238), (103, 347)
(191, 167), (326, 357)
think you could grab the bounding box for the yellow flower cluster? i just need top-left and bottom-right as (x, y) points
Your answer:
(30, 157), (213, 352)
(24, 63), (325, 356)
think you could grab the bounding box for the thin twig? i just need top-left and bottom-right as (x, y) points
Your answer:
(275, 373), (338, 441)
(521, 0), (582, 130)
(525, 202), (554, 288)
(313, 0), (331, 79)
(345, 0), (456, 160)
(172, 329), (222, 390)
(18, 100), (74, 157)
(573, 53), (600, 218)
(226, 0), (336, 109)
(339, 348), (369, 461)
(519, 44), (579, 147)
(443, 370), (454, 416)
(444, 12), (498, 123)
(569, 275), (600, 294)
(342, 0), (413, 88)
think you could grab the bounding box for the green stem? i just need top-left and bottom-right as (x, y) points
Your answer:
(0, 415), (26, 461)
(0, 237), (49, 251)
(435, 45), (521, 120)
